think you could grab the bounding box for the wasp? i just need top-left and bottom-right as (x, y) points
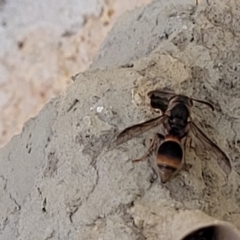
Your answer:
(116, 90), (231, 183)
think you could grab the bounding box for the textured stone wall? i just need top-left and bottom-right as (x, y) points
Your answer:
(1, 0), (240, 239)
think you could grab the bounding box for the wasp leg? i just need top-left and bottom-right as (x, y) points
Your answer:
(182, 136), (193, 172)
(189, 137), (196, 151)
(132, 133), (162, 163)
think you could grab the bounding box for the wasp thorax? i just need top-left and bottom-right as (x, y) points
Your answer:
(170, 104), (189, 125)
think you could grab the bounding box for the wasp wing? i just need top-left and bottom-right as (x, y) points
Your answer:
(116, 115), (167, 145)
(147, 90), (176, 112)
(189, 121), (231, 175)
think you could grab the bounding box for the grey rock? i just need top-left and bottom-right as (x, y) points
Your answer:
(1, 0), (240, 239)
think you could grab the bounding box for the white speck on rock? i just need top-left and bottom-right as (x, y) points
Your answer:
(97, 106), (104, 113)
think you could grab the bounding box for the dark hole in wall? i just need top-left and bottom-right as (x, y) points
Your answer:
(182, 226), (215, 240)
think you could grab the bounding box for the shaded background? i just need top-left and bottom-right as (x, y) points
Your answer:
(0, 0), (151, 147)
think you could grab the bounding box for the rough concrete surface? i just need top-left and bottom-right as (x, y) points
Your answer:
(1, 0), (240, 239)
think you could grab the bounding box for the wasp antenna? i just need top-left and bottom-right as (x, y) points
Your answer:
(191, 98), (215, 111)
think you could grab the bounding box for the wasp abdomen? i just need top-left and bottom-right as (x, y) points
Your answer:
(157, 140), (183, 160)
(157, 140), (183, 183)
